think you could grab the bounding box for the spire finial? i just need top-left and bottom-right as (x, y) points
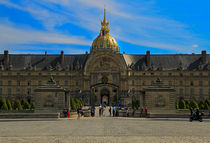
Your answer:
(101, 7), (109, 36)
(104, 6), (106, 23)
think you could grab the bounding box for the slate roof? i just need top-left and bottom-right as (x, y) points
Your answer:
(123, 54), (210, 71)
(0, 53), (209, 71)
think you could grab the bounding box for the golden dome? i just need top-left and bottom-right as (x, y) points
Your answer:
(91, 8), (120, 53)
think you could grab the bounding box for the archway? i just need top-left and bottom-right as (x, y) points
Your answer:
(100, 88), (110, 105)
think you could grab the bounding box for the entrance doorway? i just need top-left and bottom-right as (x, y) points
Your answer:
(101, 88), (109, 105)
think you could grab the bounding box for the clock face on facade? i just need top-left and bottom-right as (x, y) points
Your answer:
(102, 76), (108, 84)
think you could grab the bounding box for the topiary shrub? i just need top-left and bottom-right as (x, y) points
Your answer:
(178, 99), (186, 109)
(6, 100), (12, 110)
(70, 97), (77, 110)
(204, 102), (209, 110)
(21, 99), (31, 110)
(14, 100), (23, 110)
(0, 98), (8, 110)
(205, 99), (210, 106)
(185, 100), (190, 109)
(0, 97), (6, 109)
(190, 100), (199, 109)
(30, 102), (35, 110)
(198, 101), (205, 109)
(176, 102), (179, 109)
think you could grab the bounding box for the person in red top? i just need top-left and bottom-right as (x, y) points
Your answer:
(67, 109), (70, 118)
(145, 107), (148, 117)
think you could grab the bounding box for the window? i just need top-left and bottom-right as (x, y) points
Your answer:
(28, 81), (31, 86)
(190, 81), (194, 86)
(48, 73), (51, 76)
(8, 72), (12, 76)
(27, 88), (31, 95)
(0, 88), (2, 94)
(56, 73), (59, 76)
(142, 81), (146, 86)
(0, 81), (2, 86)
(76, 81), (78, 86)
(8, 88), (11, 95)
(208, 81), (210, 86)
(190, 73), (194, 76)
(56, 81), (59, 85)
(209, 89), (210, 95)
(151, 81), (154, 85)
(64, 80), (68, 86)
(28, 72), (31, 76)
(168, 81), (172, 86)
(179, 73), (183, 76)
(93, 75), (98, 84)
(8, 80), (12, 86)
(65, 72), (68, 76)
(199, 88), (203, 95)
(38, 81), (42, 86)
(208, 73), (210, 77)
(151, 73), (154, 76)
(17, 72), (20, 76)
(160, 72), (163, 76)
(168, 73), (172, 76)
(190, 88), (194, 95)
(199, 72), (203, 76)
(179, 81), (183, 86)
(16, 88), (20, 95)
(132, 80), (135, 86)
(142, 73), (146, 75)
(199, 81), (203, 86)
(17, 81), (20, 86)
(113, 75), (117, 83)
(179, 88), (183, 95)
(0, 72), (2, 76)
(38, 72), (42, 76)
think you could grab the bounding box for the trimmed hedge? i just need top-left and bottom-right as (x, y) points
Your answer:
(177, 99), (209, 110)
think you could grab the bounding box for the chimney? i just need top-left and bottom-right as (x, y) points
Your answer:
(4, 50), (9, 63)
(146, 51), (150, 66)
(201, 50), (206, 63)
(85, 51), (88, 54)
(61, 50), (64, 63)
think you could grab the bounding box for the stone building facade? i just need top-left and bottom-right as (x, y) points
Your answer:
(0, 9), (209, 107)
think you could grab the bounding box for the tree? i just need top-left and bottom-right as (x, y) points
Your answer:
(6, 100), (12, 110)
(190, 100), (199, 109)
(178, 99), (186, 109)
(14, 100), (23, 110)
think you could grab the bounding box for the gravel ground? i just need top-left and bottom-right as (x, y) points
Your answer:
(0, 117), (209, 143)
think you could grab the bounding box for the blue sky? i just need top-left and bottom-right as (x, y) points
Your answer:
(0, 0), (209, 54)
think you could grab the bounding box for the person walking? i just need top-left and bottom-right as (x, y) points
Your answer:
(77, 106), (81, 119)
(113, 106), (116, 117)
(99, 105), (102, 117)
(109, 106), (112, 117)
(140, 107), (144, 117)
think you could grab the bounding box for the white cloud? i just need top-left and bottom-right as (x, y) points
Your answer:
(0, 24), (91, 52)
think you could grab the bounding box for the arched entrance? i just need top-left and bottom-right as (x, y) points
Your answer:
(101, 88), (109, 105)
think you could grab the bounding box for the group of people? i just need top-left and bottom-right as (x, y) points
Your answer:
(63, 108), (70, 118)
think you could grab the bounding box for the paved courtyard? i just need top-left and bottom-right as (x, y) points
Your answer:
(0, 117), (209, 143)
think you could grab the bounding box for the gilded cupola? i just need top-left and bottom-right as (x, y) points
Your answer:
(91, 8), (120, 53)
